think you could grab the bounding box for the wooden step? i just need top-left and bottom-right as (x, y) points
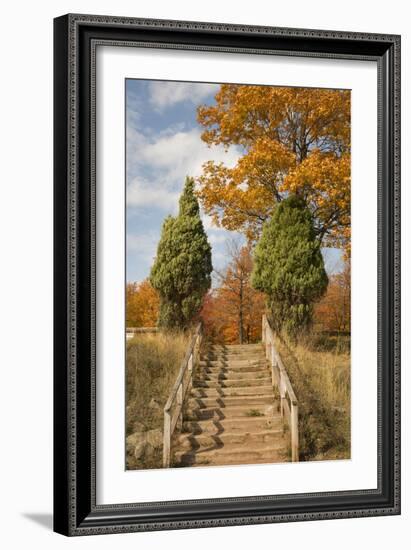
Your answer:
(198, 369), (269, 379)
(176, 429), (284, 451)
(198, 369), (269, 380)
(185, 403), (277, 421)
(190, 386), (274, 399)
(174, 444), (289, 467)
(200, 358), (266, 367)
(204, 343), (263, 351)
(194, 377), (272, 388)
(202, 350), (264, 357)
(195, 370), (271, 381)
(199, 365), (269, 376)
(201, 355), (265, 361)
(182, 415), (283, 435)
(201, 352), (265, 361)
(203, 349), (263, 357)
(187, 395), (274, 409)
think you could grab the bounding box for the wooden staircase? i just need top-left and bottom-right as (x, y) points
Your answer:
(172, 342), (290, 467)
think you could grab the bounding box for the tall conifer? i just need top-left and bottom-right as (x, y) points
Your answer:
(150, 177), (212, 329)
(252, 195), (328, 335)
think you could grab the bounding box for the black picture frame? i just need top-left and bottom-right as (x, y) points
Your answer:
(53, 13), (401, 536)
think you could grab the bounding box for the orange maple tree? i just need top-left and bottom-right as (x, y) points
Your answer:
(197, 85), (351, 249)
(126, 279), (160, 328)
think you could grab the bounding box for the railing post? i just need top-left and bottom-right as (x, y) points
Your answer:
(290, 403), (299, 462)
(270, 342), (276, 387)
(279, 372), (286, 417)
(197, 331), (202, 367)
(193, 339), (198, 365)
(163, 409), (171, 468)
(263, 314), (299, 464)
(162, 323), (203, 469)
(187, 353), (194, 394)
(176, 383), (183, 431)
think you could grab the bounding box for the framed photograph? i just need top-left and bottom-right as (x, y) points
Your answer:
(53, 14), (400, 536)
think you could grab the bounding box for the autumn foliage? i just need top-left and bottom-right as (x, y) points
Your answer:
(126, 279), (160, 328)
(201, 244), (265, 344)
(197, 85), (350, 249)
(314, 261), (351, 333)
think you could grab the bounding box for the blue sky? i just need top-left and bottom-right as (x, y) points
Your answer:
(126, 79), (342, 283)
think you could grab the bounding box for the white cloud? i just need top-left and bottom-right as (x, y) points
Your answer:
(126, 126), (147, 176)
(137, 128), (239, 183)
(127, 176), (179, 210)
(126, 86), (143, 131)
(148, 81), (219, 110)
(126, 127), (241, 211)
(127, 231), (159, 271)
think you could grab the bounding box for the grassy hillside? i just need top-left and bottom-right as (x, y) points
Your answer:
(126, 331), (189, 469)
(275, 332), (350, 462)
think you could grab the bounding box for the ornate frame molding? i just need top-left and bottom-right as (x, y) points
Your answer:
(54, 14), (401, 536)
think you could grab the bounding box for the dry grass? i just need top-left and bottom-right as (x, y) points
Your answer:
(126, 331), (189, 469)
(275, 332), (350, 462)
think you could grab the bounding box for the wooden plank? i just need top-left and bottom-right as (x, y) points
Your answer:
(163, 410), (171, 468)
(126, 327), (158, 334)
(262, 314), (299, 461)
(271, 363), (280, 388)
(282, 396), (291, 423)
(291, 403), (299, 462)
(164, 324), (202, 411)
(272, 347), (298, 405)
(163, 323), (203, 465)
(176, 384), (183, 431)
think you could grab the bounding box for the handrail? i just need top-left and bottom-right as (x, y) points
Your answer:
(163, 323), (203, 467)
(126, 327), (158, 334)
(262, 314), (299, 462)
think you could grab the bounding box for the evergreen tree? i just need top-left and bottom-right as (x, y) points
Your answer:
(150, 177), (212, 329)
(251, 195), (328, 336)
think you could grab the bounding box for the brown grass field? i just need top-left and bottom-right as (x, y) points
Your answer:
(275, 332), (350, 461)
(126, 331), (189, 469)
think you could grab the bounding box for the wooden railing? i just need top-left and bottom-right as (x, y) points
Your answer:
(126, 327), (158, 340)
(262, 314), (299, 462)
(163, 323), (203, 468)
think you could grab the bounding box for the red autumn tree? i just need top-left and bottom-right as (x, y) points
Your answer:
(314, 261), (351, 332)
(201, 242), (265, 344)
